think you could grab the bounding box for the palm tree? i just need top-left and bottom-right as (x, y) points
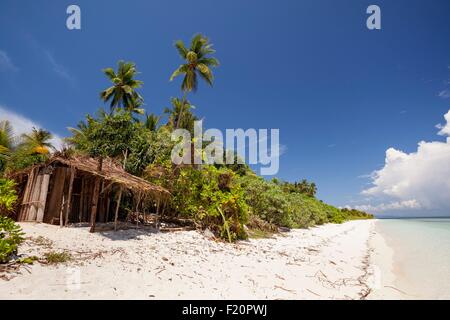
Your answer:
(0, 120), (15, 171)
(65, 119), (90, 149)
(0, 120), (14, 157)
(100, 60), (145, 116)
(309, 182), (317, 197)
(163, 97), (197, 132)
(20, 127), (54, 155)
(144, 113), (160, 131)
(169, 33), (219, 127)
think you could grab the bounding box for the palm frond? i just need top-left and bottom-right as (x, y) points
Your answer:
(174, 40), (188, 59)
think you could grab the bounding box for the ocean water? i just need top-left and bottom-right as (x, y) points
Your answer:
(376, 218), (450, 299)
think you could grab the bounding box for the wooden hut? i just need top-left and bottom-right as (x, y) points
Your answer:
(10, 155), (170, 232)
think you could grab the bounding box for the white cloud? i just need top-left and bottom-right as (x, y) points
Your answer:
(355, 109), (450, 215)
(438, 90), (450, 99)
(354, 200), (422, 213)
(0, 105), (63, 150)
(25, 35), (75, 86)
(0, 50), (18, 72)
(436, 109), (450, 137)
(44, 50), (75, 86)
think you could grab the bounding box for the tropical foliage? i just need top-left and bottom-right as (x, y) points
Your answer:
(0, 120), (14, 172)
(66, 109), (140, 164)
(0, 178), (18, 215)
(147, 165), (248, 241)
(0, 214), (24, 263)
(100, 60), (144, 115)
(170, 33), (219, 93)
(0, 33), (372, 242)
(164, 97), (198, 133)
(1, 126), (54, 172)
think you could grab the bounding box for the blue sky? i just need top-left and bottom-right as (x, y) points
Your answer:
(1, 0), (450, 215)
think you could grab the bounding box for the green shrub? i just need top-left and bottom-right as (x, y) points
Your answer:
(238, 175), (373, 230)
(6, 150), (48, 172)
(340, 208), (374, 220)
(0, 178), (18, 214)
(147, 165), (249, 241)
(238, 175), (293, 227)
(0, 216), (24, 263)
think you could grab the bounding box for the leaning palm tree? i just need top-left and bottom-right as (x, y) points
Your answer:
(169, 33), (219, 128)
(20, 127), (54, 155)
(100, 60), (145, 116)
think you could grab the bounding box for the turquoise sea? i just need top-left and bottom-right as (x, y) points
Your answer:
(377, 218), (450, 299)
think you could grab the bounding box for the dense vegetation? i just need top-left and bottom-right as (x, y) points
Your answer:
(0, 33), (373, 243)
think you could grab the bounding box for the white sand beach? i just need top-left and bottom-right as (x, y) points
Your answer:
(1, 220), (376, 300)
(366, 223), (409, 299)
(367, 219), (450, 300)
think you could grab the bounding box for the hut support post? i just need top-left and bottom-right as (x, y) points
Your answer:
(89, 177), (101, 233)
(114, 187), (123, 231)
(59, 195), (65, 227)
(135, 192), (142, 228)
(79, 177), (84, 222)
(64, 167), (76, 226)
(156, 198), (161, 229)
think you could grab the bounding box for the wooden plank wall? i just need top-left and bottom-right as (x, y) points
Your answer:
(43, 167), (68, 224)
(18, 166), (117, 225)
(18, 168), (51, 222)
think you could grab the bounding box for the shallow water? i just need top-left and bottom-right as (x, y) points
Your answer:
(377, 218), (450, 299)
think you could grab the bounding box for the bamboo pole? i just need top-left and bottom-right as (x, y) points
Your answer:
(105, 189), (111, 223)
(135, 192), (142, 228)
(59, 194), (65, 227)
(114, 187), (123, 231)
(89, 177), (101, 233)
(79, 177), (84, 222)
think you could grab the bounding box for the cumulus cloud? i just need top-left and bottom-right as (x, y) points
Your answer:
(355, 109), (450, 214)
(436, 109), (450, 137)
(0, 105), (63, 150)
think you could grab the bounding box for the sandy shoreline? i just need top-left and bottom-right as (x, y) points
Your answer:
(1, 220), (376, 300)
(366, 221), (409, 299)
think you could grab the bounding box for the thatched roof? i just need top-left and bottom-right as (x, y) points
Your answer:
(12, 155), (170, 197)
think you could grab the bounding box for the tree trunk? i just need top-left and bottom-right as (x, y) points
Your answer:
(175, 93), (187, 129)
